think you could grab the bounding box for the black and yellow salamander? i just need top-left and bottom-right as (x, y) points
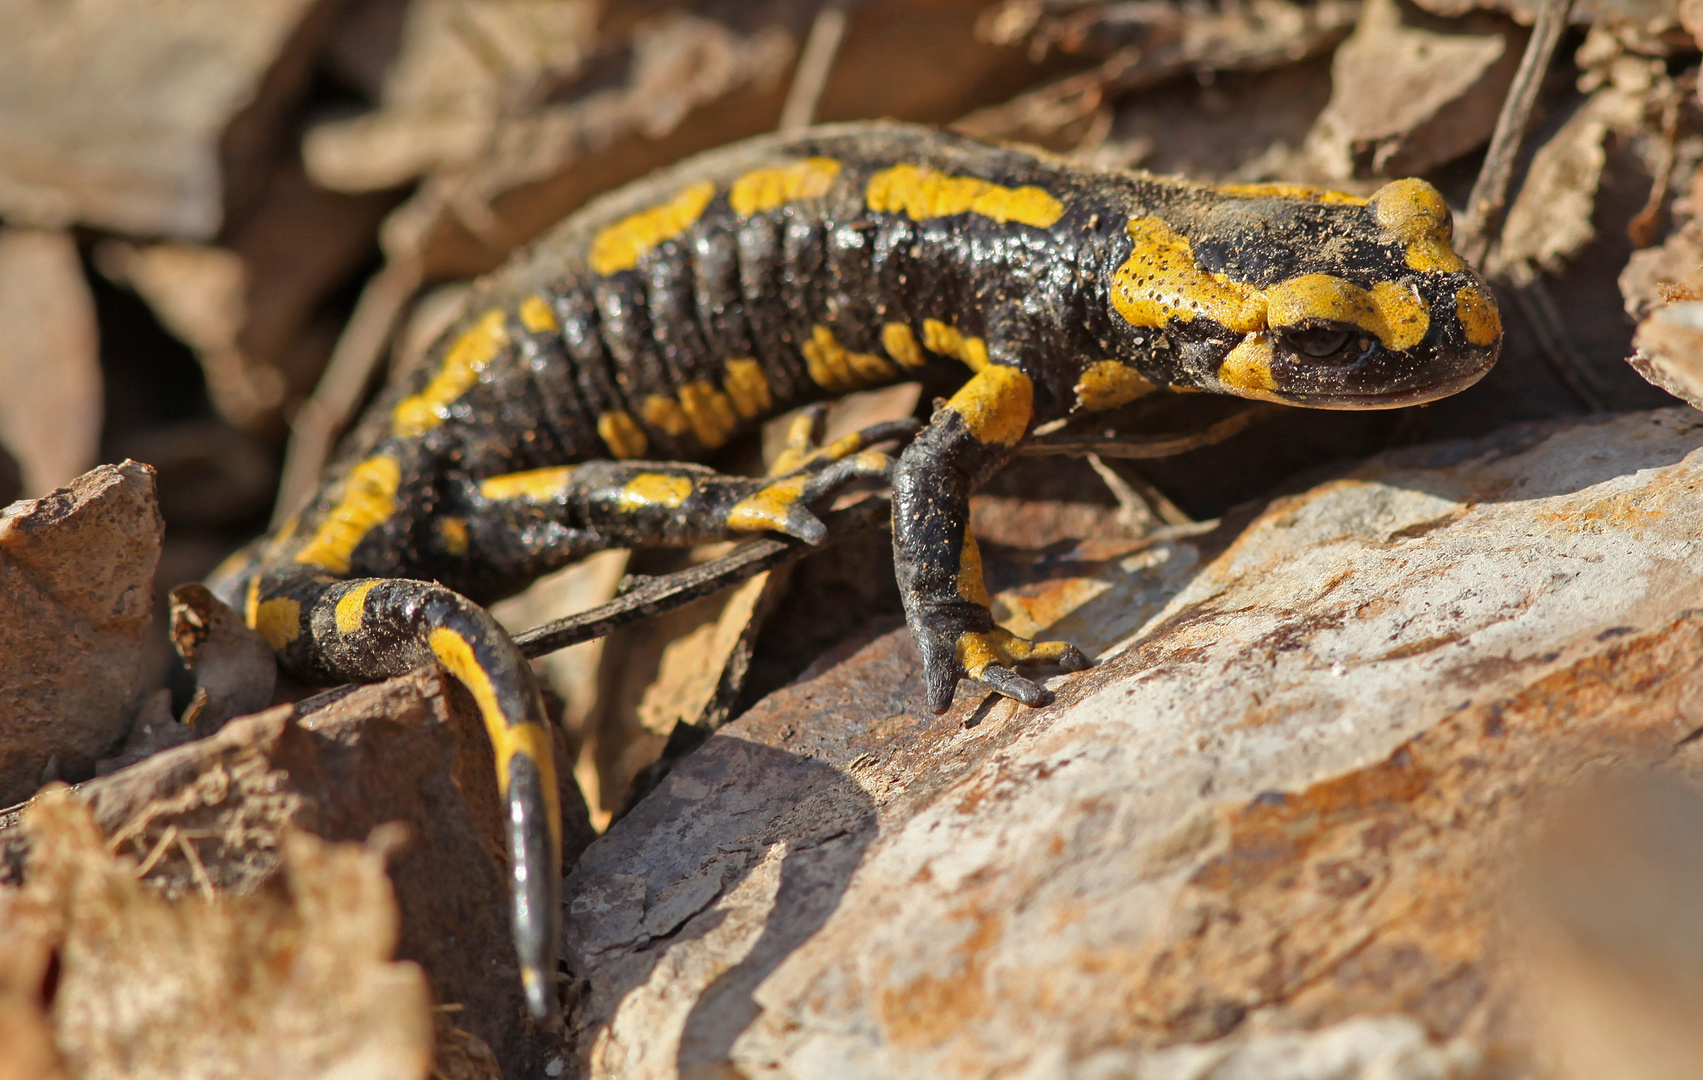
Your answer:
(207, 121), (1502, 1018)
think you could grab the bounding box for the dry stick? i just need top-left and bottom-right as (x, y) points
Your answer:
(1458, 0), (1577, 269)
(778, 0), (850, 134)
(272, 258), (423, 525)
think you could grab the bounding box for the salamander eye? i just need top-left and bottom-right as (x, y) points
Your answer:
(1281, 325), (1355, 362)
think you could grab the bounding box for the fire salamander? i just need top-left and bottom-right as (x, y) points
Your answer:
(207, 121), (1501, 1019)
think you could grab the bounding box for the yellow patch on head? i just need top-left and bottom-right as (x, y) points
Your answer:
(479, 465), (577, 502)
(721, 358), (772, 418)
(1217, 334), (1283, 399)
(1214, 183), (1368, 206)
(1263, 275), (1430, 351)
(921, 319), (990, 372)
(617, 473), (694, 512)
(589, 180), (716, 276)
(334, 580), (379, 636)
(641, 394), (691, 437)
(597, 411), (647, 459)
(945, 365), (1033, 448)
(678, 381), (740, 448)
(956, 530), (990, 607)
(1454, 284), (1502, 346)
(293, 455), (401, 574)
(727, 475), (808, 533)
(867, 164), (1064, 228)
(393, 309), (509, 438)
(729, 157), (841, 216)
(437, 517), (470, 555)
(882, 322), (926, 368)
(518, 295), (558, 334)
(803, 325), (894, 392)
(1112, 218), (1266, 332)
(1074, 361), (1155, 411)
(426, 627), (561, 846)
(1370, 178), (1465, 274)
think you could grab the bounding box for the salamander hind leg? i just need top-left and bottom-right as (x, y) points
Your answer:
(250, 569), (564, 1021)
(891, 364), (1091, 714)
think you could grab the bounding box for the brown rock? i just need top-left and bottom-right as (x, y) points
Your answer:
(0, 463), (162, 805)
(561, 409), (1703, 1078)
(0, 229), (101, 498)
(2, 670), (594, 1077)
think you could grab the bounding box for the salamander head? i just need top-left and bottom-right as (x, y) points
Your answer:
(1109, 178), (1500, 410)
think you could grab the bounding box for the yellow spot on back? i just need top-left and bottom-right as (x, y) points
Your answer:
(479, 465), (577, 502)
(589, 181), (716, 275)
(255, 596), (301, 650)
(335, 581), (379, 635)
(921, 319), (990, 371)
(1074, 361), (1155, 411)
(867, 164), (1063, 228)
(956, 530), (990, 607)
(1215, 183), (1368, 206)
(882, 322), (926, 368)
(1217, 334), (1282, 399)
(946, 365), (1033, 448)
(678, 381), (739, 447)
(803, 325), (895, 392)
(729, 157), (841, 216)
(598, 411), (647, 459)
(1112, 218), (1265, 332)
(1370, 178), (1465, 273)
(518, 295), (558, 334)
(427, 627), (561, 846)
(727, 475), (808, 533)
(438, 517), (470, 555)
(294, 455), (401, 574)
(393, 310), (509, 438)
(722, 358), (772, 418)
(618, 473), (694, 511)
(642, 394), (691, 437)
(1263, 275), (1430, 351)
(1455, 284), (1502, 346)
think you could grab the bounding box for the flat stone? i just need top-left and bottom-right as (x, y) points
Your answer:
(561, 408), (1703, 1078)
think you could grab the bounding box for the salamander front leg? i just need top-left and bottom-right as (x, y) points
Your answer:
(252, 571), (563, 1020)
(891, 364), (1091, 713)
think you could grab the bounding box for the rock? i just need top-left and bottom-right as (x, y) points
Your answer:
(0, 229), (102, 498)
(0, 0), (335, 239)
(561, 408), (1703, 1078)
(1630, 301), (1703, 409)
(0, 463), (162, 805)
(1304, 0), (1522, 181)
(0, 787), (434, 1080)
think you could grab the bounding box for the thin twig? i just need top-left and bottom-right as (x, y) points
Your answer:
(1459, 0), (1577, 268)
(178, 833), (217, 903)
(273, 258), (423, 524)
(1021, 403), (1280, 458)
(779, 0), (850, 134)
(513, 496), (889, 660)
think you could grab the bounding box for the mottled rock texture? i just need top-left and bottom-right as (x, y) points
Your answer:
(0, 463), (161, 805)
(561, 408), (1703, 1079)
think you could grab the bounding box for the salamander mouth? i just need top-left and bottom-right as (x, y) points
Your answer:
(1268, 365), (1492, 410)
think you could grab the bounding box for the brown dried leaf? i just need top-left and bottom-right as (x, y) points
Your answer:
(1630, 301), (1703, 409)
(0, 463), (162, 805)
(0, 230), (100, 498)
(0, 0), (329, 238)
(1305, 0), (1523, 180)
(3, 786), (433, 1080)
